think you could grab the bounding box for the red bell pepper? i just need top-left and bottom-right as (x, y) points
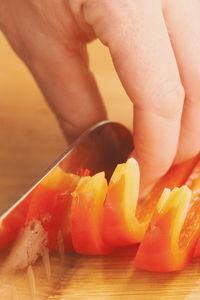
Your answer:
(102, 157), (198, 248)
(189, 162), (200, 257)
(26, 167), (79, 252)
(103, 158), (141, 246)
(136, 156), (199, 223)
(70, 172), (113, 255)
(134, 158), (200, 272)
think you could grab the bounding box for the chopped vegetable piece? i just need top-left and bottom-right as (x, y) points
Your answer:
(134, 158), (200, 272)
(187, 162), (200, 257)
(71, 172), (112, 254)
(1, 153), (199, 274)
(103, 158), (141, 246)
(26, 167), (79, 252)
(179, 160), (200, 251)
(136, 156), (199, 223)
(135, 157), (200, 272)
(103, 157), (198, 247)
(134, 186), (193, 272)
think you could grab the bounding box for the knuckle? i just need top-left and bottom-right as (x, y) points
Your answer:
(83, 0), (118, 42)
(72, 0), (134, 46)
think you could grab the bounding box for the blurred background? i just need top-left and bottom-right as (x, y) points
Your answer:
(0, 33), (132, 207)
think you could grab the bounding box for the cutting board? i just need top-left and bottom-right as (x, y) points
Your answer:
(0, 33), (200, 300)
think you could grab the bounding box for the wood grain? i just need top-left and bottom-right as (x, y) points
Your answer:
(0, 33), (200, 300)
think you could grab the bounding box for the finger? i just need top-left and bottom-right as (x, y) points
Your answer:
(28, 42), (106, 142)
(80, 0), (184, 195)
(1, 2), (106, 142)
(162, 0), (200, 163)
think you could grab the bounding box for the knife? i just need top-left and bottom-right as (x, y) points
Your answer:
(0, 121), (133, 237)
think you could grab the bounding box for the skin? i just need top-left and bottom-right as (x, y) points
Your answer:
(0, 0), (199, 197)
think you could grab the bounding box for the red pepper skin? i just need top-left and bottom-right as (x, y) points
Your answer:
(71, 172), (113, 255)
(136, 156), (199, 223)
(102, 157), (198, 249)
(134, 187), (193, 272)
(26, 167), (79, 252)
(103, 158), (142, 247)
(189, 162), (200, 258)
(134, 158), (200, 272)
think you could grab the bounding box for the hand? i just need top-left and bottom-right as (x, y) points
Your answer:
(0, 0), (199, 196)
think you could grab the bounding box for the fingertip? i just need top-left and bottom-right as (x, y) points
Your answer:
(129, 149), (158, 198)
(130, 143), (173, 199)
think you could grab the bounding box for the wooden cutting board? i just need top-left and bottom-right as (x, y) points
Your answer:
(0, 33), (200, 300)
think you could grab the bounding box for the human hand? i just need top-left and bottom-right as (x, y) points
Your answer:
(0, 0), (199, 196)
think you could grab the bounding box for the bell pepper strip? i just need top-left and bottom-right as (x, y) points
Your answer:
(187, 162), (200, 257)
(103, 158), (141, 246)
(179, 159), (200, 253)
(70, 172), (113, 255)
(134, 186), (193, 272)
(136, 155), (199, 223)
(26, 167), (79, 252)
(102, 157), (198, 248)
(134, 157), (200, 272)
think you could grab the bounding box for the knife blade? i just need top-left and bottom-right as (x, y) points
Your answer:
(0, 120), (133, 226)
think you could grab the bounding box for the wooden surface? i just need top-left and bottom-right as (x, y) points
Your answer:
(0, 33), (200, 300)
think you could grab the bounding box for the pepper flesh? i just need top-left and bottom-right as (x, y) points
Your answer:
(70, 172), (112, 255)
(26, 167), (79, 252)
(103, 158), (141, 246)
(103, 157), (198, 248)
(134, 158), (200, 272)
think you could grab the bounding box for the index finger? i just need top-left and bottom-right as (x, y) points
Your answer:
(81, 0), (185, 195)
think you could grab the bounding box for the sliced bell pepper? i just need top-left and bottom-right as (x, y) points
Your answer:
(134, 187), (192, 272)
(70, 172), (112, 255)
(134, 159), (200, 272)
(103, 158), (141, 246)
(26, 167), (79, 252)
(188, 162), (200, 257)
(136, 155), (199, 223)
(102, 156), (198, 248)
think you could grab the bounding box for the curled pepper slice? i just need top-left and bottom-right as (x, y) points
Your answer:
(71, 172), (112, 255)
(103, 158), (141, 246)
(103, 157), (198, 248)
(26, 167), (79, 252)
(135, 158), (200, 272)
